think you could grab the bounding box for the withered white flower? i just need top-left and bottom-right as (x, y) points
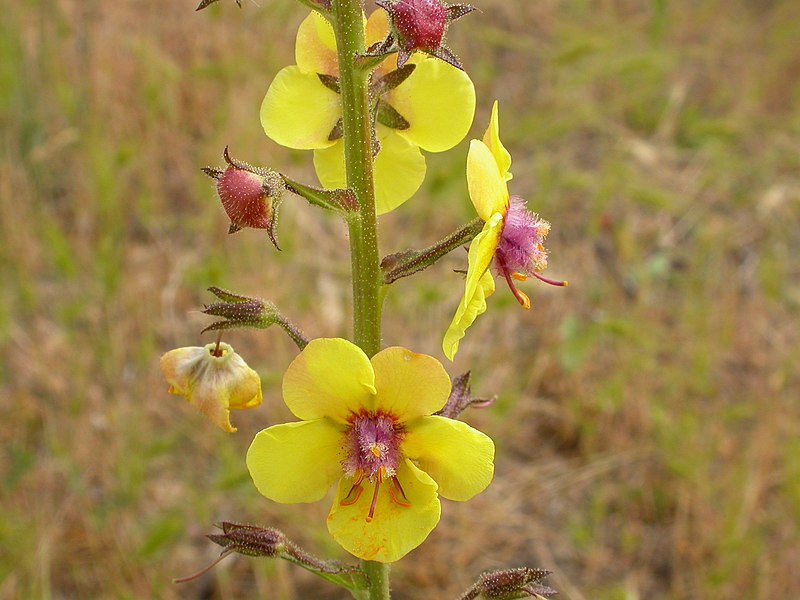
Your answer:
(160, 342), (262, 432)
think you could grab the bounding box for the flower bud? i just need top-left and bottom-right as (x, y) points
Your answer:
(201, 287), (282, 333)
(205, 522), (363, 581)
(389, 0), (448, 51)
(202, 287), (309, 350)
(202, 147), (284, 249)
(208, 523), (287, 558)
(160, 342), (262, 432)
(376, 0), (475, 69)
(466, 568), (556, 599)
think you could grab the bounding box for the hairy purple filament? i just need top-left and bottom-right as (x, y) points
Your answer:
(494, 195), (567, 307)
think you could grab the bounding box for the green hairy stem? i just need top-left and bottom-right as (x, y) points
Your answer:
(330, 0), (390, 597)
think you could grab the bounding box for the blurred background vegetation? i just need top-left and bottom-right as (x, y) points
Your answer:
(2, 0), (799, 598)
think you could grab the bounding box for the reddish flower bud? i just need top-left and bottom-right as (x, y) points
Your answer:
(392, 0), (448, 51)
(202, 147), (284, 249)
(376, 0), (475, 69)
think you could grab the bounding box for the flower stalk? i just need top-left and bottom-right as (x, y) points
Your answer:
(381, 216), (484, 284)
(331, 0), (383, 360)
(330, 0), (388, 595)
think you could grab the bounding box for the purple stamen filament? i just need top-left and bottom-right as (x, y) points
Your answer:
(532, 271), (568, 287)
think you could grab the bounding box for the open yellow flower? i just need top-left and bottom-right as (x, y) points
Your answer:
(160, 342), (262, 432)
(246, 338), (494, 563)
(443, 102), (566, 361)
(261, 10), (475, 214)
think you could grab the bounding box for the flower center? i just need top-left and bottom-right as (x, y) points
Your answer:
(494, 196), (567, 308)
(340, 411), (410, 522)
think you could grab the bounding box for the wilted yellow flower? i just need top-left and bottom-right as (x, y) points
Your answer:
(160, 342), (262, 432)
(246, 338), (494, 563)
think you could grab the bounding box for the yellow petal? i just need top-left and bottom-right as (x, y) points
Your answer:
(246, 420), (343, 503)
(295, 10), (338, 76)
(261, 66), (340, 150)
(404, 415), (494, 501)
(370, 347), (451, 421)
(282, 338), (376, 422)
(373, 130), (427, 213)
(311, 140), (346, 191)
(387, 58), (476, 152)
(160, 343), (262, 432)
(327, 459), (440, 563)
(442, 217), (502, 361)
(483, 100), (512, 181)
(442, 267), (495, 361)
(313, 129), (426, 215)
(366, 9), (390, 48)
(467, 139), (509, 221)
(463, 213), (503, 310)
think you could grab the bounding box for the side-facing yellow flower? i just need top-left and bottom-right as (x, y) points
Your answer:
(261, 10), (475, 214)
(443, 101), (567, 361)
(246, 338), (494, 563)
(160, 342), (263, 432)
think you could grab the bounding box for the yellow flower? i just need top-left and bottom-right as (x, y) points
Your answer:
(443, 101), (566, 361)
(160, 342), (262, 432)
(246, 338), (494, 563)
(261, 10), (476, 214)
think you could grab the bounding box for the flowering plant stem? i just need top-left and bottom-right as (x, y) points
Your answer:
(332, 0), (382, 359)
(330, 0), (389, 597)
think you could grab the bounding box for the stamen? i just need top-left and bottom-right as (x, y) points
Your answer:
(389, 476), (411, 507)
(341, 471), (365, 506)
(341, 483), (364, 506)
(532, 271), (568, 287)
(502, 271), (531, 309)
(511, 273), (528, 281)
(368, 444), (381, 458)
(366, 479), (381, 522)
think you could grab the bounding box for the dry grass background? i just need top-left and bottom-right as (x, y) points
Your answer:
(2, 0), (800, 598)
